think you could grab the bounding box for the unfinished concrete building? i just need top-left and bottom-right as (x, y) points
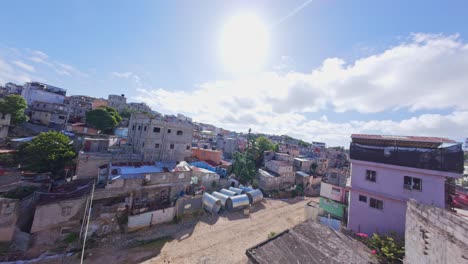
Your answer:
(257, 151), (295, 191)
(128, 113), (193, 162)
(108, 94), (127, 112)
(63, 95), (94, 122)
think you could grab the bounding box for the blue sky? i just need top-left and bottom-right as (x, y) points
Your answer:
(1, 0), (468, 146)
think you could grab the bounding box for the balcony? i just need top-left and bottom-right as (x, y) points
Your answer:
(350, 143), (464, 174)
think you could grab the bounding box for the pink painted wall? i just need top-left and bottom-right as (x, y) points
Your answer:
(350, 160), (450, 206)
(347, 160), (458, 235)
(347, 190), (406, 235)
(320, 182), (346, 203)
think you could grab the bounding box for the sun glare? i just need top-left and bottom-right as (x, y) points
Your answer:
(219, 14), (269, 74)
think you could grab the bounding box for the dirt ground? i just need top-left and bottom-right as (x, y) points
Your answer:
(145, 197), (314, 264)
(40, 197), (315, 264)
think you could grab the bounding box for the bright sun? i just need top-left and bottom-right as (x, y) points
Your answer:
(219, 14), (269, 74)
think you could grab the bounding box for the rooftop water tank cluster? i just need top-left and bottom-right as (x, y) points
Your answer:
(202, 186), (264, 213)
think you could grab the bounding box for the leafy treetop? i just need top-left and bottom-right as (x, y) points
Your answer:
(17, 131), (76, 178)
(86, 106), (122, 134)
(0, 94), (28, 125)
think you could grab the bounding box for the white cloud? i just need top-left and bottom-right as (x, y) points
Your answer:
(135, 33), (468, 146)
(111, 71), (142, 86)
(54, 62), (87, 77)
(112, 71), (134, 78)
(28, 50), (50, 65)
(12, 60), (35, 72)
(0, 48), (87, 91)
(0, 59), (34, 85)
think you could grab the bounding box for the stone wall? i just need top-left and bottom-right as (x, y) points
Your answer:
(405, 199), (468, 264)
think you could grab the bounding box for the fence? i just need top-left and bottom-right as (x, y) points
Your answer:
(350, 143), (464, 173)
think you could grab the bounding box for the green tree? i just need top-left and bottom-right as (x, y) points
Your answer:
(273, 144), (279, 152)
(254, 136), (277, 167)
(86, 107), (122, 134)
(17, 131), (76, 178)
(231, 151), (256, 184)
(0, 94), (28, 125)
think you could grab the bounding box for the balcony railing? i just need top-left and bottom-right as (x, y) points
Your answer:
(350, 143), (464, 174)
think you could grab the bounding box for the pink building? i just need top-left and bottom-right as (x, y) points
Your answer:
(347, 134), (464, 236)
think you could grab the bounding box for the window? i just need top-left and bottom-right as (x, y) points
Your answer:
(177, 130), (183, 135)
(359, 195), (367, 203)
(365, 170), (377, 182)
(153, 127), (160, 133)
(132, 125), (135, 131)
(167, 129), (171, 133)
(155, 143), (160, 148)
(186, 145), (190, 150)
(404, 176), (422, 191)
(144, 126), (147, 131)
(138, 125), (141, 131)
(170, 144), (174, 149)
(59, 116), (65, 120)
(369, 198), (383, 210)
(331, 187), (341, 195)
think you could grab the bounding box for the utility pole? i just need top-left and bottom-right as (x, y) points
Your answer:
(80, 182), (95, 264)
(63, 104), (72, 131)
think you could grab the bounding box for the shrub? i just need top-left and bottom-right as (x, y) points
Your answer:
(268, 232), (276, 239)
(64, 232), (78, 244)
(366, 233), (405, 263)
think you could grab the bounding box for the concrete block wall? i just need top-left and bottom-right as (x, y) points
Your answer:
(257, 172), (295, 191)
(405, 199), (468, 264)
(75, 152), (142, 179)
(31, 197), (87, 233)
